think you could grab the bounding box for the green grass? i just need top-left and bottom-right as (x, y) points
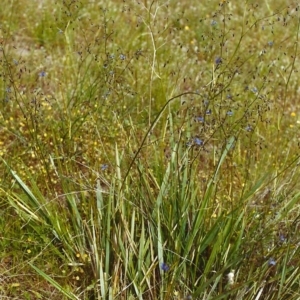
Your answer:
(1, 0), (300, 299)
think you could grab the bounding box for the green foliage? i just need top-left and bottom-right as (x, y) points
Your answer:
(1, 0), (300, 299)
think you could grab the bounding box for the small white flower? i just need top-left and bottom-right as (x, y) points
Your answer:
(227, 270), (235, 285)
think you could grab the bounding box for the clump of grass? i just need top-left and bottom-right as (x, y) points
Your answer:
(1, 0), (300, 299)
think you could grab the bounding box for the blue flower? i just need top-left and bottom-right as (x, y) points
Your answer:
(245, 125), (252, 132)
(226, 111), (233, 116)
(279, 234), (286, 243)
(211, 20), (218, 26)
(101, 164), (108, 171)
(39, 71), (46, 77)
(194, 138), (203, 146)
(268, 41), (274, 47)
(160, 262), (170, 272)
(251, 87), (258, 94)
(119, 54), (126, 60)
(196, 116), (204, 122)
(268, 258), (276, 266)
(215, 57), (222, 65)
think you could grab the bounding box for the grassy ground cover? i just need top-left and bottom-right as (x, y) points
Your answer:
(1, 0), (300, 299)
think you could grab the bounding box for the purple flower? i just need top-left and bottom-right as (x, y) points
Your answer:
(39, 71), (46, 77)
(279, 234), (286, 243)
(194, 138), (203, 146)
(245, 125), (252, 132)
(160, 262), (170, 272)
(251, 87), (258, 94)
(101, 164), (108, 171)
(268, 258), (276, 266)
(211, 20), (218, 26)
(196, 116), (204, 122)
(215, 57), (222, 65)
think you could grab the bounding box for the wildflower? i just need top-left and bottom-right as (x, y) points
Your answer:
(194, 138), (203, 146)
(119, 54), (126, 60)
(227, 269), (235, 285)
(251, 87), (258, 94)
(184, 25), (190, 30)
(268, 41), (274, 47)
(211, 20), (218, 26)
(268, 258), (276, 266)
(226, 111), (233, 116)
(215, 57), (222, 65)
(279, 234), (286, 243)
(160, 262), (170, 272)
(245, 125), (252, 132)
(206, 109), (212, 115)
(101, 164), (108, 171)
(196, 116), (204, 122)
(39, 71), (46, 77)
(291, 112), (296, 117)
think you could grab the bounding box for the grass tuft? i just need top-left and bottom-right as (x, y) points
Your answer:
(1, 0), (300, 299)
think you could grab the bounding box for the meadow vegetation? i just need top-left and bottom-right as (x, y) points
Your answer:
(1, 0), (300, 299)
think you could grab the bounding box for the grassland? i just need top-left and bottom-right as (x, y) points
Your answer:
(1, 0), (300, 299)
